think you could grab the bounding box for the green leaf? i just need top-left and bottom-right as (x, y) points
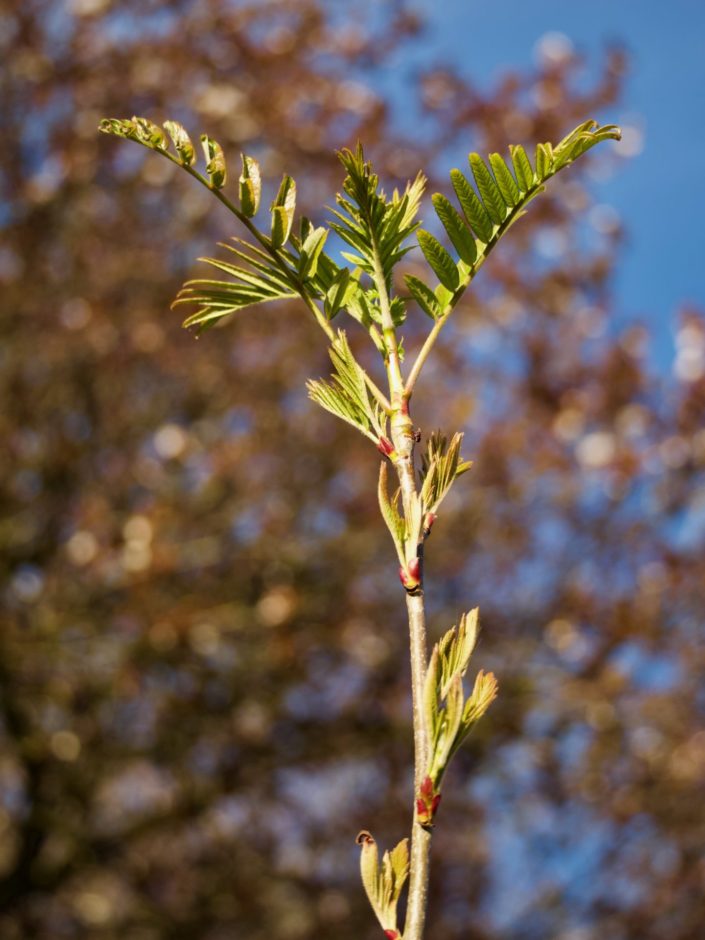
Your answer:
(239, 154), (261, 216)
(438, 608), (479, 698)
(172, 242), (297, 330)
(489, 153), (521, 207)
(423, 645), (441, 743)
(432, 675), (464, 776)
(306, 330), (386, 442)
(420, 431), (472, 515)
(535, 142), (553, 179)
(450, 169), (493, 243)
(462, 670), (499, 728)
(163, 120), (195, 165)
(405, 274), (442, 320)
(298, 226), (328, 280)
(417, 230), (459, 291)
(132, 117), (167, 150)
(509, 144), (535, 191)
(271, 175), (296, 247)
(378, 462), (406, 566)
(431, 193), (477, 265)
(201, 135), (227, 188)
(389, 296), (406, 327)
(356, 832), (409, 935)
(98, 117), (137, 140)
(331, 145), (425, 285)
(469, 153), (506, 225)
(323, 267), (352, 320)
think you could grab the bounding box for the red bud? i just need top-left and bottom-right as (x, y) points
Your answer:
(377, 436), (395, 458)
(399, 562), (421, 592)
(416, 775), (441, 827)
(423, 512), (437, 536)
(384, 932), (400, 939)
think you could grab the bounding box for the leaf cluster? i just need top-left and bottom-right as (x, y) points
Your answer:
(101, 116), (389, 337)
(306, 332), (388, 444)
(356, 831), (409, 937)
(423, 609), (498, 787)
(331, 143), (425, 300)
(406, 120), (621, 321)
(419, 431), (472, 517)
(377, 462), (424, 570)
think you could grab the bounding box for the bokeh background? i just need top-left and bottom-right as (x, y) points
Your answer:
(2, 2), (704, 939)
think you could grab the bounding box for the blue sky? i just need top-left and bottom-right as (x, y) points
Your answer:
(410, 0), (705, 363)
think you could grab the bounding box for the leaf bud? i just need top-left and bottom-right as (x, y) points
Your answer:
(416, 774), (442, 827)
(377, 436), (396, 459)
(399, 557), (421, 592)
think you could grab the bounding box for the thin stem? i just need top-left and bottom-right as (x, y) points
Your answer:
(393, 451), (431, 940)
(406, 195), (538, 398)
(405, 312), (449, 399)
(370, 235), (404, 397)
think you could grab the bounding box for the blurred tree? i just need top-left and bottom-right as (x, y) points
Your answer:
(1, 3), (703, 940)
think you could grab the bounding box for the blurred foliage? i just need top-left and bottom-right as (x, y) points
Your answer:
(1, 2), (704, 939)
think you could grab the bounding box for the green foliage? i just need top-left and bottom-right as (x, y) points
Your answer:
(306, 331), (388, 443)
(416, 230), (459, 291)
(357, 831), (409, 937)
(430, 194), (477, 265)
(330, 143), (425, 284)
(172, 238), (298, 330)
(407, 120), (621, 322)
(100, 115), (619, 398)
(423, 609), (498, 786)
(163, 120), (195, 165)
(238, 153), (261, 217)
(404, 275), (442, 321)
(271, 175), (297, 247)
(201, 135), (227, 188)
(419, 431), (473, 517)
(99, 112), (620, 938)
(378, 462), (407, 567)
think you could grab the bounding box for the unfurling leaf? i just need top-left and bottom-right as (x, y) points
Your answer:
(99, 116), (166, 151)
(164, 120), (195, 165)
(324, 267), (355, 320)
(438, 608), (479, 697)
(201, 135), (227, 188)
(172, 238), (297, 330)
(239, 154), (261, 216)
(356, 831), (409, 935)
(462, 669), (499, 727)
(306, 330), (387, 443)
(420, 431), (473, 517)
(132, 117), (167, 150)
(378, 462), (406, 568)
(271, 175), (296, 247)
(421, 607), (497, 801)
(98, 117), (136, 139)
(298, 226), (328, 280)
